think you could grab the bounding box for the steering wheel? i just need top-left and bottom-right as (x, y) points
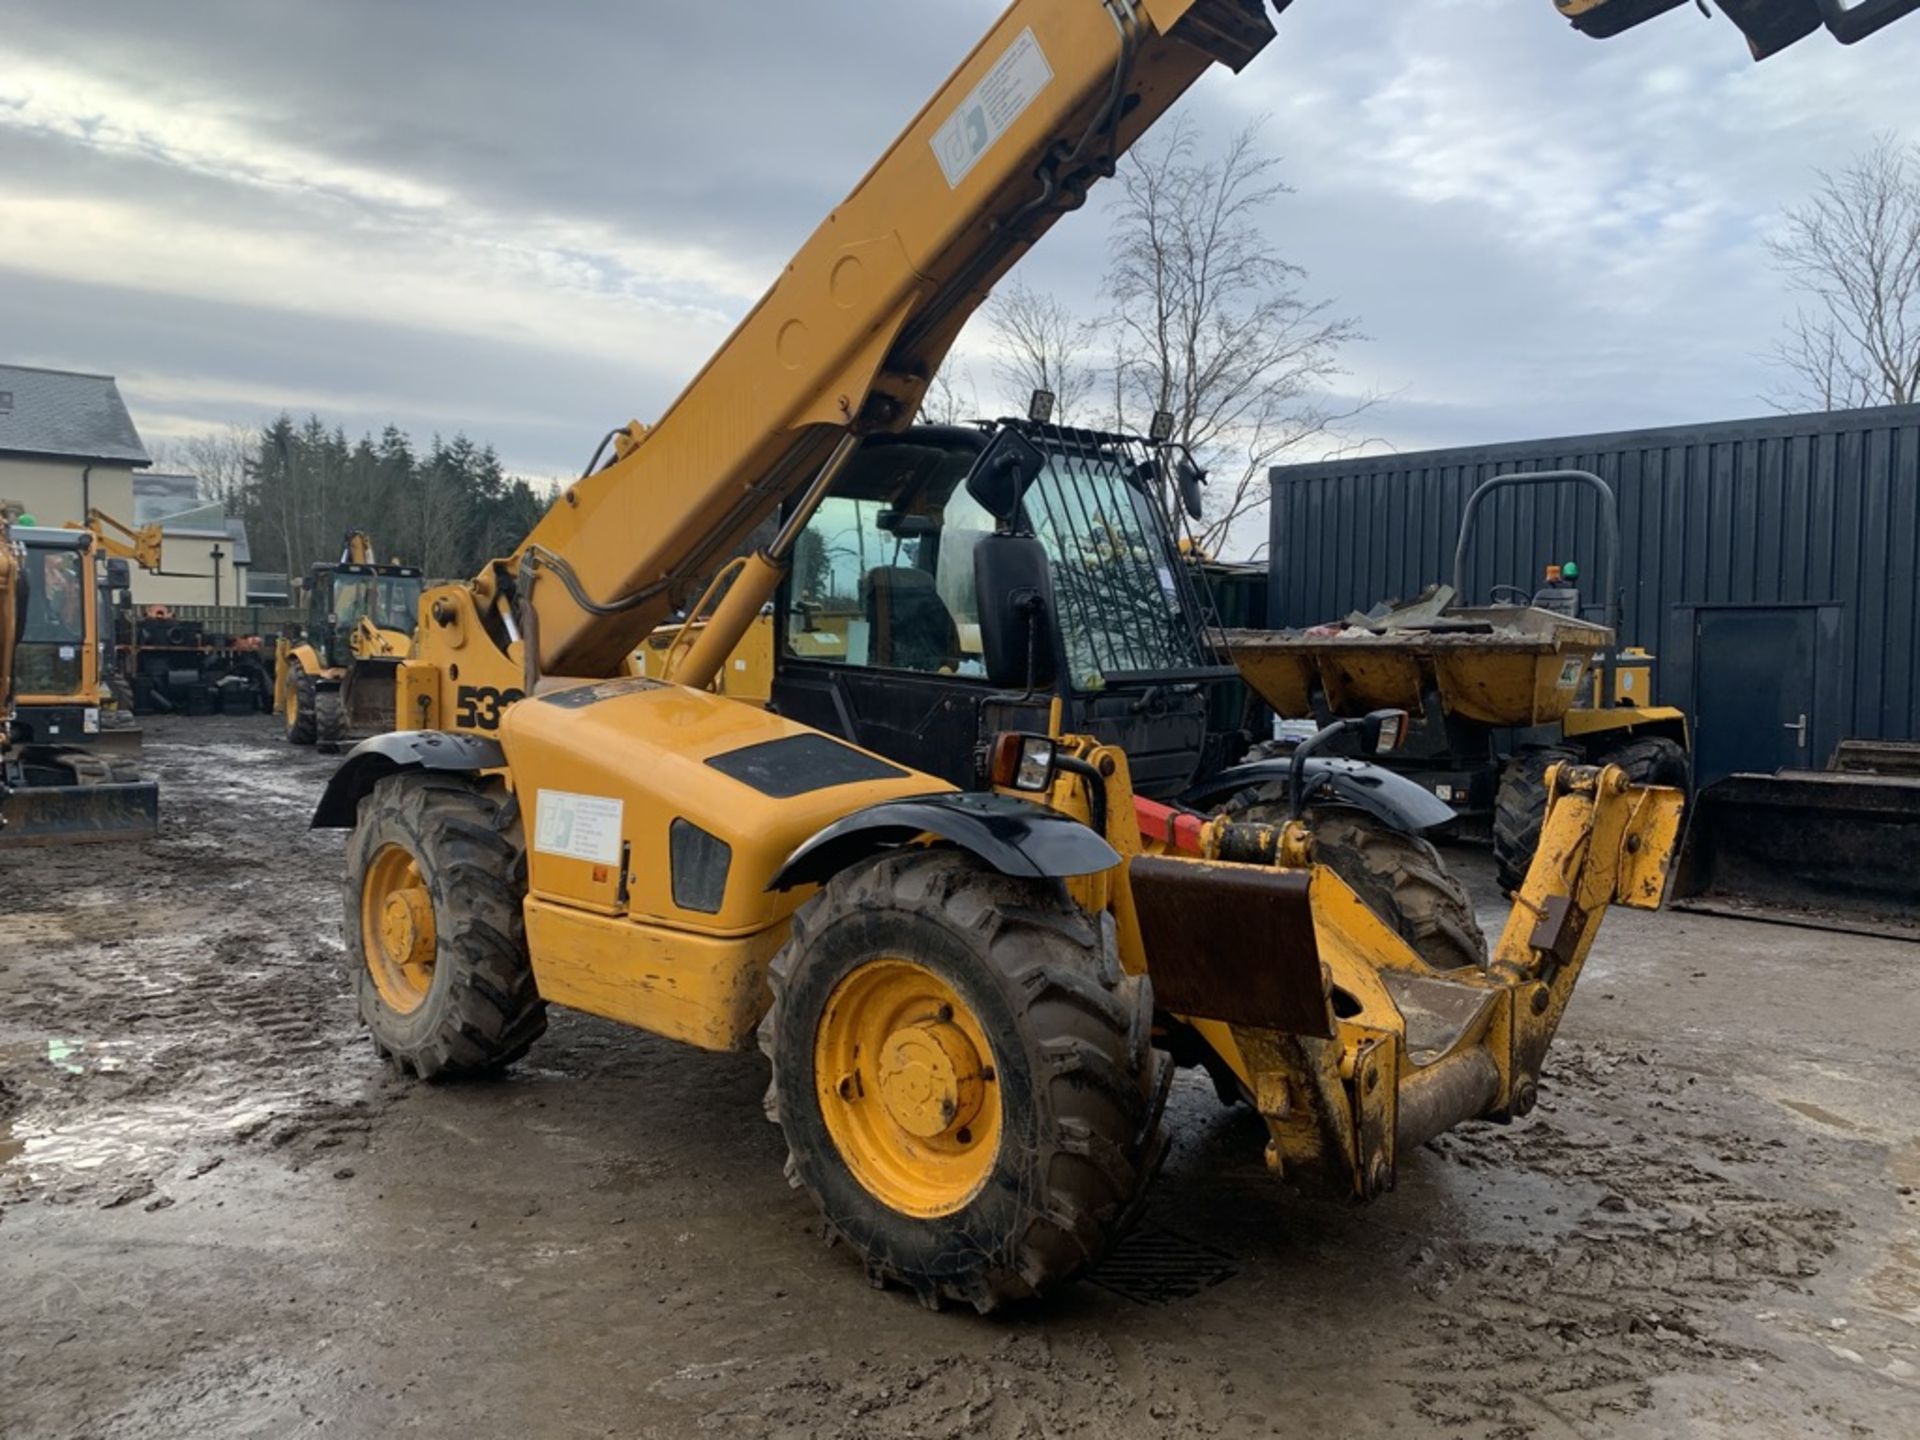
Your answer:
(1489, 584), (1532, 608)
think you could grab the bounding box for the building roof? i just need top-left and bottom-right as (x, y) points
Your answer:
(0, 363), (151, 466)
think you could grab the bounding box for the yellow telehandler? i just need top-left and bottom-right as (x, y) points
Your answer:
(309, 0), (1908, 1308)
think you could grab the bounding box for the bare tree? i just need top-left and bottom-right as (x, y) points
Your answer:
(918, 360), (980, 426)
(1104, 119), (1364, 555)
(986, 278), (1100, 426)
(1766, 134), (1920, 411)
(150, 424), (256, 510)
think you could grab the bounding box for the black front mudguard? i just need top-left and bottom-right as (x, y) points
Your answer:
(310, 731), (505, 829)
(770, 791), (1120, 892)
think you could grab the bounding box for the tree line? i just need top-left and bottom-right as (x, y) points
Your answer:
(165, 415), (556, 587)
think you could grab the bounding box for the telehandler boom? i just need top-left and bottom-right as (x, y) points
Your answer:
(313, 0), (1905, 1308)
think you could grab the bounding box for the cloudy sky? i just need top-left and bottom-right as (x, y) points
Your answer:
(3, 0), (1915, 510)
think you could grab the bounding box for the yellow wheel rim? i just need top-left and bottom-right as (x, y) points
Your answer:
(284, 679), (299, 727)
(814, 959), (1002, 1219)
(361, 843), (436, 1014)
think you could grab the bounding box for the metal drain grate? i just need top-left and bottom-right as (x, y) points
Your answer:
(1089, 1225), (1239, 1306)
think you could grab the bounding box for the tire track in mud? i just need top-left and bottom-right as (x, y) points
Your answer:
(1393, 1040), (1849, 1431)
(0, 716), (389, 1213)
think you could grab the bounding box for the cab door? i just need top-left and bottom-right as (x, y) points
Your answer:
(769, 491), (1003, 786)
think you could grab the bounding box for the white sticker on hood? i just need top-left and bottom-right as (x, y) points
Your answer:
(534, 789), (623, 865)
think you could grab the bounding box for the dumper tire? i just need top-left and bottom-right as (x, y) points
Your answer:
(343, 771), (546, 1079)
(285, 664), (317, 745)
(315, 689), (347, 752)
(1493, 746), (1580, 895)
(1588, 734), (1691, 795)
(1223, 788), (1485, 972)
(760, 847), (1166, 1313)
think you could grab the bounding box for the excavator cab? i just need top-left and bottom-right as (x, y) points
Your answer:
(1, 526), (157, 845)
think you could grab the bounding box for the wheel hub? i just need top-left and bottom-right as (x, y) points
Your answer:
(813, 958), (1004, 1218)
(379, 887), (433, 969)
(361, 844), (437, 1014)
(876, 1020), (985, 1139)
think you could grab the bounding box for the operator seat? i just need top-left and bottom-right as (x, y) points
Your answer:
(863, 566), (961, 672)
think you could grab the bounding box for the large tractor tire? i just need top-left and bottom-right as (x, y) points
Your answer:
(1222, 788), (1485, 973)
(284, 664), (318, 745)
(343, 772), (546, 1079)
(760, 848), (1166, 1312)
(1495, 737), (1690, 893)
(316, 689), (347, 752)
(1493, 746), (1580, 895)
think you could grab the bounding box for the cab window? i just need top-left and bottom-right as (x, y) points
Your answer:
(16, 547), (87, 696)
(787, 491), (986, 677)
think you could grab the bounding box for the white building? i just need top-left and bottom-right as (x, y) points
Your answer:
(0, 363), (148, 532)
(131, 474), (252, 608)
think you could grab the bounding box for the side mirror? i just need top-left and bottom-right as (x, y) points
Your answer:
(973, 533), (1057, 691)
(105, 558), (132, 589)
(1285, 708), (1410, 822)
(964, 428), (1047, 527)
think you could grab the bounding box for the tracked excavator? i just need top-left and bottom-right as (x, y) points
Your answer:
(311, 0), (1910, 1308)
(1, 514), (159, 845)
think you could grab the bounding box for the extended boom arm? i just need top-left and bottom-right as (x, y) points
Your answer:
(455, 0), (1283, 687)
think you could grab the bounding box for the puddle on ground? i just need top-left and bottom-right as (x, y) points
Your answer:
(2, 1096), (280, 1180)
(1, 1037), (138, 1077)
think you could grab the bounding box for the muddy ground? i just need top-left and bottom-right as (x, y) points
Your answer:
(2, 714), (1915, 1439)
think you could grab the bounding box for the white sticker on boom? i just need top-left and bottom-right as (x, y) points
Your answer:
(534, 789), (624, 866)
(932, 27), (1054, 189)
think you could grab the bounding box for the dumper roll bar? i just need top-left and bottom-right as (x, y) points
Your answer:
(1451, 468), (1623, 708)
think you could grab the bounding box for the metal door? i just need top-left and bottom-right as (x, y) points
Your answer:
(1693, 607), (1819, 786)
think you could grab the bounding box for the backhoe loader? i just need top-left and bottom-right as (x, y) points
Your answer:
(275, 530), (424, 749)
(311, 0), (1908, 1308)
(1, 517), (158, 845)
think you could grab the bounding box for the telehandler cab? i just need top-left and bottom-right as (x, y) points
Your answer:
(312, 0), (1906, 1306)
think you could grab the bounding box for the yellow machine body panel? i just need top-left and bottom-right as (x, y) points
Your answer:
(635, 615), (776, 705)
(496, 676), (950, 1044)
(1561, 700), (1689, 745)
